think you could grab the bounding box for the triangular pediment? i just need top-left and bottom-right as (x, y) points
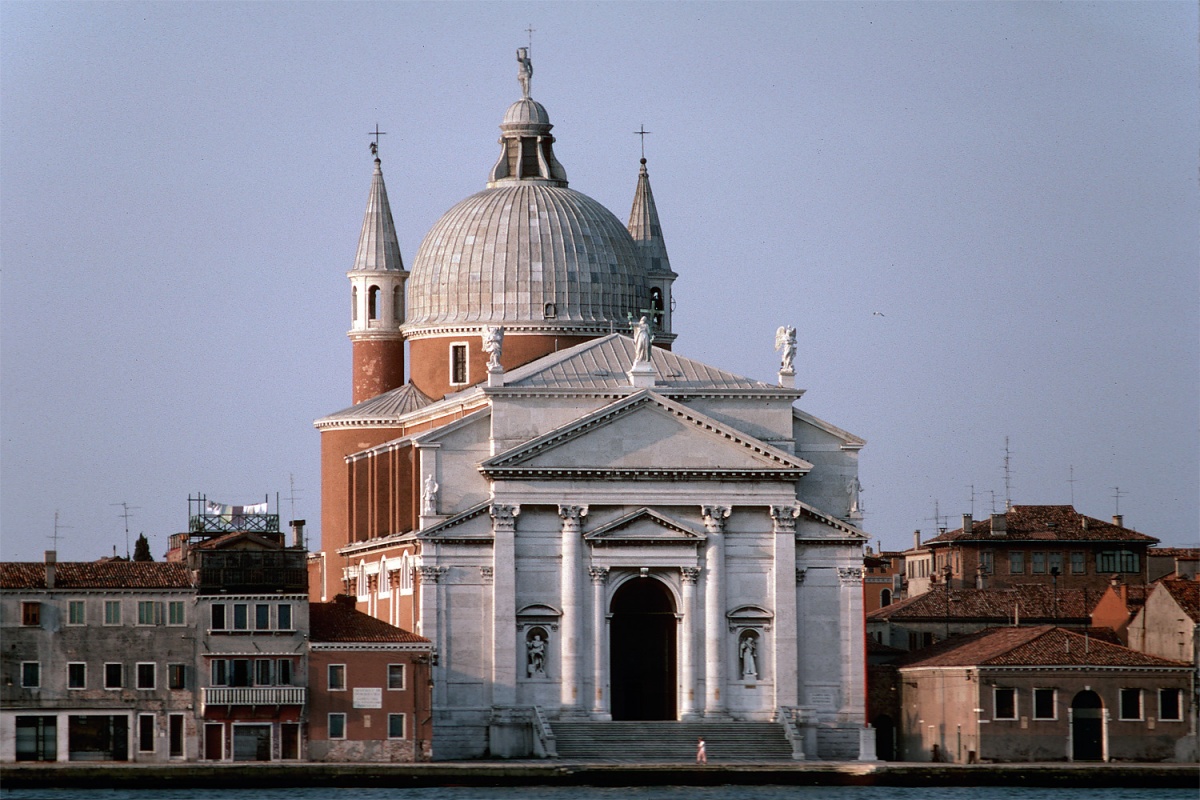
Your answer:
(585, 508), (705, 544)
(481, 391), (812, 481)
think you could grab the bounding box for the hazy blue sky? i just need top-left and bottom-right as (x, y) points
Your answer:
(2, 2), (1196, 562)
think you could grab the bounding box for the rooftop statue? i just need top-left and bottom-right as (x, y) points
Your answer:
(517, 47), (533, 99)
(775, 325), (797, 375)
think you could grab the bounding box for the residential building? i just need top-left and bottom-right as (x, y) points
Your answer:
(0, 555), (197, 763)
(864, 548), (905, 614)
(896, 625), (1195, 763)
(172, 497), (309, 761)
(1089, 579), (1149, 645)
(1128, 579), (1199, 672)
(307, 595), (432, 761)
(311, 53), (873, 760)
(906, 506), (1159, 596)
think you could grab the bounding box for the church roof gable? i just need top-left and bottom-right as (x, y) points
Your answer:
(584, 508), (705, 544)
(481, 390), (813, 480)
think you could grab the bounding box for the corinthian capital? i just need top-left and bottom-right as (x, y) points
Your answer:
(558, 504), (589, 523)
(837, 566), (864, 585)
(700, 505), (731, 532)
(770, 504), (801, 534)
(588, 566), (609, 585)
(418, 565), (447, 584)
(490, 503), (520, 531)
(680, 567), (701, 585)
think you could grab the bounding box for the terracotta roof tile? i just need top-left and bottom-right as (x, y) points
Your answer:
(309, 598), (430, 644)
(1, 561), (192, 590)
(899, 626), (1188, 669)
(1159, 579), (1200, 622)
(1149, 547), (1199, 559)
(925, 505), (1158, 545)
(868, 584), (1101, 622)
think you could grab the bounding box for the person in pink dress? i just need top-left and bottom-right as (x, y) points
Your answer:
(696, 737), (707, 765)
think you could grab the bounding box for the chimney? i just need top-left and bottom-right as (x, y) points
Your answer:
(1081, 515), (1089, 530)
(290, 519), (306, 549)
(334, 593), (356, 608)
(962, 514), (973, 536)
(913, 530), (922, 551)
(1112, 514), (1124, 528)
(990, 513), (1007, 538)
(44, 550), (56, 590)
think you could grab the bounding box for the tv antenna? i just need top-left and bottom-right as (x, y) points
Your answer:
(287, 473), (304, 522)
(50, 510), (73, 552)
(1068, 464), (1077, 506)
(111, 502), (141, 560)
(1002, 436), (1014, 510)
(926, 500), (948, 534)
(965, 484), (976, 517)
(1112, 486), (1129, 516)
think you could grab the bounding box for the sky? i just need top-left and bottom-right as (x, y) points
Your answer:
(2, 2), (1197, 563)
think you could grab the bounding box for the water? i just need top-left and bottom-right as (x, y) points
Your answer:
(1, 788), (1193, 800)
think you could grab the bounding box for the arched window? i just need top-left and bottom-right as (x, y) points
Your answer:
(880, 588), (892, 607)
(368, 286), (380, 321)
(650, 287), (664, 329)
(351, 286), (358, 322)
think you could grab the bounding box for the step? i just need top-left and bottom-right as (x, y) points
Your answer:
(549, 720), (795, 761)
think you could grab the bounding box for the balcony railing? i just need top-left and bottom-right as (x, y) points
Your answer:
(201, 687), (306, 708)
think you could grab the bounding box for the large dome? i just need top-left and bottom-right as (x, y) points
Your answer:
(404, 183), (647, 331)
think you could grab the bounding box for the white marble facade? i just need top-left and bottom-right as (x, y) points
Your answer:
(345, 336), (870, 759)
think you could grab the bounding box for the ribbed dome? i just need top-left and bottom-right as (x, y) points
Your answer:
(404, 183), (647, 329)
(503, 98), (551, 127)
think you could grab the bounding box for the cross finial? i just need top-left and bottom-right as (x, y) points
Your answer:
(525, 24), (536, 51)
(368, 124), (387, 158)
(634, 124), (652, 160)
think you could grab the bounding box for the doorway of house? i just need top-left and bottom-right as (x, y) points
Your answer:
(609, 577), (677, 720)
(1071, 690), (1104, 761)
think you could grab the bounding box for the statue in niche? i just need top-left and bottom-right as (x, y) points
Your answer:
(517, 48), (533, 99)
(632, 315), (653, 365)
(421, 474), (439, 516)
(526, 631), (547, 677)
(482, 325), (505, 371)
(846, 476), (862, 516)
(740, 633), (759, 678)
(775, 325), (797, 374)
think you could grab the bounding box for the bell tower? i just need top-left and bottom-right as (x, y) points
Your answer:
(348, 149), (408, 403)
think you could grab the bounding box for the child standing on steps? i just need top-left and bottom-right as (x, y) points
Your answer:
(696, 737), (707, 765)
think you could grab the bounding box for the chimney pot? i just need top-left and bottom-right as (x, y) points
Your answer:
(962, 514), (973, 536)
(913, 530), (922, 550)
(990, 513), (1007, 537)
(44, 551), (56, 590)
(1112, 514), (1124, 527)
(290, 519), (306, 549)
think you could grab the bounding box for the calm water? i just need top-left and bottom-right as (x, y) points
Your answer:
(1, 788), (1194, 800)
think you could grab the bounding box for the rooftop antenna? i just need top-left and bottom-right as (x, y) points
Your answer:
(634, 124), (652, 160)
(987, 489), (998, 515)
(288, 473), (304, 523)
(926, 500), (948, 534)
(111, 502), (141, 560)
(367, 124), (386, 158)
(1112, 486), (1128, 515)
(1003, 436), (1014, 510)
(1068, 464), (1077, 506)
(50, 510), (72, 552)
(965, 484), (976, 518)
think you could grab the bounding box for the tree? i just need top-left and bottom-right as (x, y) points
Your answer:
(133, 533), (154, 562)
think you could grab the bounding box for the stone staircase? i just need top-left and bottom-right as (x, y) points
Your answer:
(550, 720), (796, 762)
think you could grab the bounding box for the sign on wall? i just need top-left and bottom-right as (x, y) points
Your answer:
(353, 687), (382, 709)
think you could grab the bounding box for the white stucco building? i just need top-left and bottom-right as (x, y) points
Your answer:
(313, 51), (872, 760)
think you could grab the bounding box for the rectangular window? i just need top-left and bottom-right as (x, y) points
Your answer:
(450, 343), (468, 385)
(255, 659), (272, 686)
(328, 664), (346, 691)
(233, 604), (248, 630)
(1070, 551), (1086, 574)
(138, 714), (155, 752)
(168, 664), (186, 691)
(168, 601), (185, 626)
(1159, 689), (1182, 721)
(211, 660), (228, 686)
(137, 663), (156, 690)
(388, 713), (406, 739)
(104, 662), (123, 689)
(277, 603), (292, 630)
(68, 662), (87, 689)
(979, 551), (993, 574)
(68, 600), (86, 625)
(230, 659), (252, 687)
(1031, 552), (1046, 574)
(1049, 552), (1063, 574)
(21, 601), (40, 626)
(169, 714), (185, 758)
(1099, 550), (1140, 574)
(387, 664), (406, 691)
(138, 601), (163, 625)
(104, 600), (121, 625)
(211, 603), (226, 630)
(255, 604), (270, 630)
(21, 662), (40, 688)
(994, 687), (1017, 720)
(1033, 688), (1056, 720)
(328, 713), (346, 740)
(1008, 552), (1024, 574)
(1119, 688), (1142, 720)
(277, 659), (293, 686)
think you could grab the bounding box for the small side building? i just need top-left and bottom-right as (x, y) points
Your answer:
(896, 625), (1195, 763)
(308, 595), (432, 762)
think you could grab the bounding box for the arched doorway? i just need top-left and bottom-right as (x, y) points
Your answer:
(609, 577), (677, 720)
(1071, 690), (1104, 761)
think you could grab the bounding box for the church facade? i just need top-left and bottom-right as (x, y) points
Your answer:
(314, 52), (872, 760)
